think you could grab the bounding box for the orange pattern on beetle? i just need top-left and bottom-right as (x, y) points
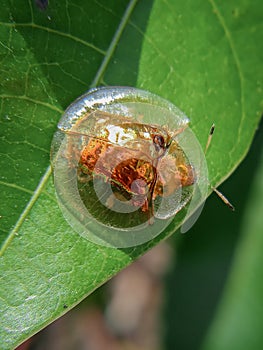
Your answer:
(78, 121), (195, 215)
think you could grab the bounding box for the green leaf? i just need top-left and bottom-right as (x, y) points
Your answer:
(201, 131), (263, 350)
(0, 0), (262, 348)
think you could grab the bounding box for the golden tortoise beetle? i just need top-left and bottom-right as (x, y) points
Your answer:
(51, 87), (208, 248)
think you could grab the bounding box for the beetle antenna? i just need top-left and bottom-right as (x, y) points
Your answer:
(212, 187), (235, 211)
(205, 124), (235, 211)
(205, 123), (215, 154)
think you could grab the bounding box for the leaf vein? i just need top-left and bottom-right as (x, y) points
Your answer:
(0, 94), (63, 113)
(0, 22), (106, 56)
(0, 166), (53, 257)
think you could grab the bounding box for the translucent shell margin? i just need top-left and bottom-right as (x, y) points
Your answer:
(51, 86), (209, 248)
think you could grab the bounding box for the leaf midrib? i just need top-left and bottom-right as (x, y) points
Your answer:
(90, 0), (138, 87)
